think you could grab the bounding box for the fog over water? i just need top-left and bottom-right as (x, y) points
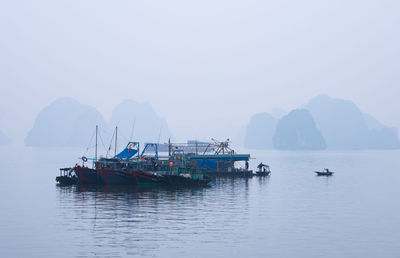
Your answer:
(1, 146), (400, 257)
(1, 2), (400, 257)
(1, 0), (400, 143)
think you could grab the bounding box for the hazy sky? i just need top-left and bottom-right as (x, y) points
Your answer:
(1, 0), (399, 143)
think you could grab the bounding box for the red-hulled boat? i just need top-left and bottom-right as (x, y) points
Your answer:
(75, 165), (103, 184)
(60, 126), (212, 187)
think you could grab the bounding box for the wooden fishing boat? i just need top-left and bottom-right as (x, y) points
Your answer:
(314, 168), (334, 176)
(256, 162), (271, 176)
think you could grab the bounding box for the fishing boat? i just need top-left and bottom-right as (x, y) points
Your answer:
(314, 168), (334, 176)
(255, 162), (271, 176)
(74, 142), (163, 185)
(66, 126), (212, 187)
(60, 126), (237, 187)
(72, 127), (151, 185)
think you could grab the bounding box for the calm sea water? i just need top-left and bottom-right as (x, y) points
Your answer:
(0, 146), (399, 258)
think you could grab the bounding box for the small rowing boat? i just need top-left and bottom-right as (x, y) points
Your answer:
(314, 168), (334, 176)
(256, 162), (271, 176)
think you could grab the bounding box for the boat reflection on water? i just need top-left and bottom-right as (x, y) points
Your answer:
(76, 184), (156, 194)
(56, 182), (212, 204)
(74, 183), (213, 194)
(256, 174), (271, 186)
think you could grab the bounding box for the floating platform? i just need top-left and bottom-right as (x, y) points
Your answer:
(188, 154), (252, 178)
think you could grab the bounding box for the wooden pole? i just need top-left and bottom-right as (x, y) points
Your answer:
(168, 138), (171, 157)
(95, 125), (98, 161)
(115, 126), (118, 157)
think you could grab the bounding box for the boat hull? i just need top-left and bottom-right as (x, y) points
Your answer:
(256, 171), (271, 177)
(75, 166), (104, 184)
(56, 175), (78, 185)
(101, 168), (162, 185)
(74, 166), (211, 187)
(135, 170), (163, 185)
(315, 171), (333, 176)
(76, 166), (162, 185)
(101, 168), (137, 185)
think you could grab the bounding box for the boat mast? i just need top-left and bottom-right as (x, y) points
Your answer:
(95, 125), (98, 161)
(115, 126), (118, 157)
(168, 138), (171, 157)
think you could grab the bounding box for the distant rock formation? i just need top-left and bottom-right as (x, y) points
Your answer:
(0, 130), (11, 145)
(305, 95), (369, 149)
(110, 100), (173, 144)
(242, 95), (399, 150)
(244, 113), (278, 149)
(273, 109), (326, 150)
(363, 113), (385, 131)
(305, 95), (400, 149)
(271, 108), (286, 119)
(233, 124), (246, 147)
(25, 98), (109, 147)
(363, 113), (400, 149)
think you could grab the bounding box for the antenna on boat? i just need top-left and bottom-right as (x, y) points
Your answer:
(157, 126), (162, 144)
(195, 137), (198, 155)
(95, 125), (98, 161)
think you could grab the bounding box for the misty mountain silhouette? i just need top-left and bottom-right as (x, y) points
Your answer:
(273, 109), (326, 150)
(244, 95), (399, 150)
(25, 98), (173, 148)
(110, 100), (173, 144)
(362, 113), (400, 149)
(0, 129), (11, 145)
(305, 95), (400, 149)
(25, 98), (109, 147)
(244, 113), (278, 149)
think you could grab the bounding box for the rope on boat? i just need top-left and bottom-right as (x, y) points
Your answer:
(98, 131), (108, 153)
(106, 127), (116, 157)
(84, 128), (96, 154)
